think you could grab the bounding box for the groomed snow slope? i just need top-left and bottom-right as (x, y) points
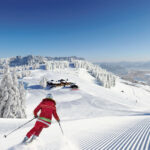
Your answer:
(1, 68), (150, 150)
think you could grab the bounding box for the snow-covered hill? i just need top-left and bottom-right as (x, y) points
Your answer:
(0, 62), (150, 150)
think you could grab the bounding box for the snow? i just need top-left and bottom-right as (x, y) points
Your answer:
(0, 67), (150, 149)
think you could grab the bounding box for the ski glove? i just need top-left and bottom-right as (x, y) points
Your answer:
(34, 115), (38, 118)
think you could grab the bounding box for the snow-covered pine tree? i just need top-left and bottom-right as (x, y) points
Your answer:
(32, 63), (40, 70)
(44, 61), (69, 70)
(22, 70), (31, 78)
(72, 60), (116, 88)
(45, 62), (50, 70)
(40, 77), (47, 88)
(0, 66), (26, 118)
(18, 82), (26, 118)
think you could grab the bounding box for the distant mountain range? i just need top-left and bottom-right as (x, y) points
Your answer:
(0, 55), (84, 67)
(96, 61), (150, 85)
(96, 61), (150, 76)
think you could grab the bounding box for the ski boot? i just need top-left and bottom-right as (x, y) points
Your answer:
(28, 135), (38, 143)
(22, 136), (29, 144)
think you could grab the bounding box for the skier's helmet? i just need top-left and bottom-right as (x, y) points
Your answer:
(46, 93), (53, 99)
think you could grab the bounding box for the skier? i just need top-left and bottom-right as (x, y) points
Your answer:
(22, 93), (60, 143)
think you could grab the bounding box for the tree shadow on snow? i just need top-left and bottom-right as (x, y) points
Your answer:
(130, 112), (150, 116)
(28, 85), (43, 89)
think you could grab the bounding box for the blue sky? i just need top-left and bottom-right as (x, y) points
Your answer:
(0, 0), (150, 62)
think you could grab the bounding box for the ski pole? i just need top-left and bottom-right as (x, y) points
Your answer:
(58, 121), (64, 135)
(4, 117), (36, 138)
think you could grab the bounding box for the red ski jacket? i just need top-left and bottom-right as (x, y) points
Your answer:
(34, 98), (60, 124)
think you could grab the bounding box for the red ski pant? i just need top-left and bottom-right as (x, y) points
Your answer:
(26, 121), (49, 138)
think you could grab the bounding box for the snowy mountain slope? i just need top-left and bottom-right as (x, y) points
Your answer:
(1, 67), (150, 150)
(21, 68), (150, 119)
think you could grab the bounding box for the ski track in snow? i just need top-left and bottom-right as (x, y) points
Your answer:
(9, 117), (150, 150)
(78, 117), (150, 150)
